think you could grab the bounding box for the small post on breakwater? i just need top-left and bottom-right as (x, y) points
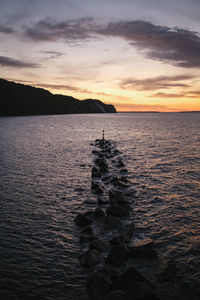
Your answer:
(102, 129), (105, 141)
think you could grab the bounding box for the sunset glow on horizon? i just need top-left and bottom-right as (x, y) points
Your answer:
(1, 0), (200, 112)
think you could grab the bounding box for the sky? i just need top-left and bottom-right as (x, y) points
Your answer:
(0, 0), (200, 112)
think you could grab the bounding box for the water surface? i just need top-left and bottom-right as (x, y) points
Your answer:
(0, 113), (199, 299)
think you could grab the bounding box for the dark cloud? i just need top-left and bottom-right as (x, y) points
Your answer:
(120, 75), (194, 91)
(33, 82), (93, 94)
(40, 51), (65, 59)
(32, 82), (114, 98)
(24, 18), (200, 68)
(25, 17), (97, 41)
(0, 23), (14, 33)
(149, 92), (185, 98)
(149, 90), (200, 98)
(100, 20), (200, 68)
(0, 56), (39, 68)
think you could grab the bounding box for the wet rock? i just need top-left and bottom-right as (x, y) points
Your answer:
(125, 221), (136, 233)
(111, 234), (130, 251)
(95, 158), (108, 169)
(127, 281), (161, 300)
(92, 166), (101, 178)
(104, 215), (122, 229)
(129, 247), (157, 259)
(107, 203), (130, 218)
(109, 190), (125, 203)
(87, 272), (111, 300)
(79, 249), (100, 267)
(105, 148), (111, 154)
(120, 229), (133, 243)
(90, 238), (110, 252)
(114, 180), (129, 189)
(79, 234), (95, 243)
(102, 175), (111, 182)
(81, 226), (93, 235)
(129, 238), (154, 248)
(120, 168), (128, 174)
(92, 183), (104, 194)
(119, 176), (129, 183)
(92, 150), (100, 155)
(157, 258), (178, 281)
(105, 290), (131, 300)
(111, 267), (148, 291)
(97, 197), (108, 205)
(109, 268), (122, 281)
(107, 245), (128, 265)
(84, 210), (94, 218)
(129, 238), (157, 259)
(74, 213), (92, 227)
(94, 207), (105, 217)
(113, 149), (121, 156)
(116, 160), (125, 168)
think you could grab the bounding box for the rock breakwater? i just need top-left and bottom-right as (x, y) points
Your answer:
(74, 136), (163, 299)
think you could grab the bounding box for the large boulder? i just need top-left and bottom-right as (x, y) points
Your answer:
(86, 272), (111, 300)
(157, 258), (178, 281)
(105, 290), (131, 300)
(109, 190), (125, 202)
(91, 183), (104, 194)
(107, 245), (128, 265)
(110, 235), (129, 251)
(127, 281), (161, 300)
(90, 238), (110, 253)
(79, 249), (100, 267)
(104, 215), (122, 230)
(92, 166), (101, 178)
(79, 234), (95, 243)
(94, 207), (105, 217)
(111, 267), (148, 291)
(129, 238), (157, 259)
(107, 203), (130, 218)
(129, 238), (154, 248)
(74, 213), (92, 227)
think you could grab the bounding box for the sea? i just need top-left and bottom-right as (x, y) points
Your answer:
(0, 112), (199, 300)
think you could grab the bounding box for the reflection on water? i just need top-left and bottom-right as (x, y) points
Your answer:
(0, 113), (199, 299)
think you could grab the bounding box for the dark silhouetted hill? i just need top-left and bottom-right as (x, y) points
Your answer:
(0, 78), (116, 116)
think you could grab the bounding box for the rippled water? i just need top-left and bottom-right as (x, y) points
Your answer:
(0, 113), (199, 299)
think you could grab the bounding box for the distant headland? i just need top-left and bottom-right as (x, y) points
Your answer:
(0, 78), (116, 116)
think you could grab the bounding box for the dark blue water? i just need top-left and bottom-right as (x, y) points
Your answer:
(0, 113), (199, 299)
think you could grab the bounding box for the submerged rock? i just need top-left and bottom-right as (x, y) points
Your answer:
(86, 272), (111, 300)
(157, 258), (178, 281)
(79, 249), (100, 267)
(105, 290), (131, 300)
(74, 213), (93, 227)
(116, 160), (125, 168)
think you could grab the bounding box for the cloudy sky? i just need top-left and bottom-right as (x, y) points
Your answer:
(1, 0), (200, 111)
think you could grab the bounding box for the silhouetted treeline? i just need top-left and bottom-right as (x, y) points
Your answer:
(0, 79), (116, 116)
